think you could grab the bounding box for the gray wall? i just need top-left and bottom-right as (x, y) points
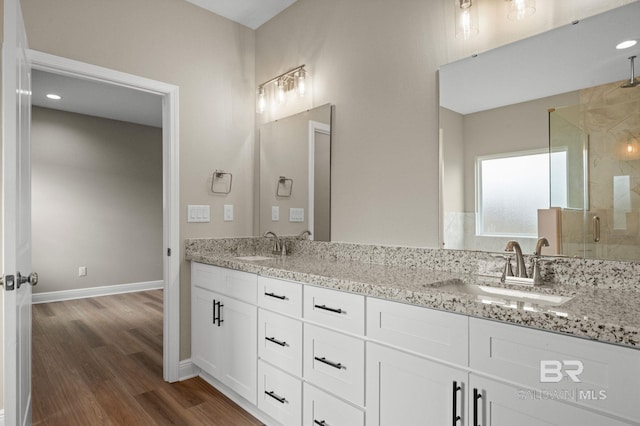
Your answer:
(22, 0), (256, 359)
(31, 106), (163, 293)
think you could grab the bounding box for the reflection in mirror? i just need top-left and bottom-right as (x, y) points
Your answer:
(259, 104), (332, 241)
(439, 2), (640, 261)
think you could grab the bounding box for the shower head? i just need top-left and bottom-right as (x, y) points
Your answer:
(621, 56), (640, 88)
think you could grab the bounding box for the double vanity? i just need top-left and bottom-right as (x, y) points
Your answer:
(186, 237), (640, 426)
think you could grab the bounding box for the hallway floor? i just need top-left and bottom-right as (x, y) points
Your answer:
(32, 290), (263, 425)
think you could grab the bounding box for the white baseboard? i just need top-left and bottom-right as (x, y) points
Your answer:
(32, 280), (164, 304)
(179, 359), (199, 381)
(197, 371), (277, 426)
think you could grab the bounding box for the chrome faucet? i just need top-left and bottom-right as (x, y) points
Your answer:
(298, 230), (312, 240)
(263, 231), (284, 255)
(530, 237), (550, 285)
(505, 240), (527, 278)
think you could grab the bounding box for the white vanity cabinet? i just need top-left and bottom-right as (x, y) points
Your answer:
(191, 263), (258, 405)
(469, 318), (640, 426)
(469, 374), (633, 426)
(366, 342), (467, 426)
(365, 298), (469, 426)
(190, 262), (639, 426)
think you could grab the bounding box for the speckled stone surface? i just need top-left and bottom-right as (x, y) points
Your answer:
(185, 238), (640, 349)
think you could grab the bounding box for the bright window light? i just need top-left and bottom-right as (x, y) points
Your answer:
(476, 150), (556, 237)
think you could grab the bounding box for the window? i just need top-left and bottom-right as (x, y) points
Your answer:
(476, 150), (563, 237)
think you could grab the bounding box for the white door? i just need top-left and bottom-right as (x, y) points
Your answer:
(2, 0), (34, 425)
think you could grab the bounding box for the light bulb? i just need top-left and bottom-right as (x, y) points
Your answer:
(257, 87), (266, 113)
(628, 142), (634, 153)
(297, 69), (306, 97)
(507, 0), (535, 21)
(276, 79), (286, 104)
(455, 0), (478, 40)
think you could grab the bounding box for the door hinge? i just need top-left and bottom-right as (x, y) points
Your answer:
(167, 248), (172, 256)
(1, 274), (15, 291)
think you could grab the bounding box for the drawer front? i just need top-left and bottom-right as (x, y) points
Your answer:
(470, 317), (640, 422)
(258, 309), (303, 377)
(303, 383), (364, 426)
(192, 262), (257, 304)
(367, 297), (469, 366)
(304, 286), (365, 335)
(258, 361), (302, 426)
(257, 276), (303, 318)
(303, 324), (365, 406)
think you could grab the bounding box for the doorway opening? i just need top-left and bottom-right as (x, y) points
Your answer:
(27, 50), (180, 382)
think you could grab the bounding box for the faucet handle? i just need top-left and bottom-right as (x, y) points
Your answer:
(501, 256), (514, 283)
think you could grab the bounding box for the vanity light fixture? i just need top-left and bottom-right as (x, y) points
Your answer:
(616, 40), (637, 50)
(256, 64), (307, 114)
(455, 0), (479, 40)
(505, 0), (536, 21)
(46, 93), (62, 100)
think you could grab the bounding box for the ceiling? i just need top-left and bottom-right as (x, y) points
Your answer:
(184, 0), (298, 29)
(31, 69), (163, 128)
(440, 2), (640, 115)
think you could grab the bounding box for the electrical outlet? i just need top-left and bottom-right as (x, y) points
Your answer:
(79, 266), (87, 277)
(272, 206), (280, 221)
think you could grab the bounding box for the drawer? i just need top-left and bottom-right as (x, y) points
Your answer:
(303, 383), (364, 426)
(303, 324), (365, 406)
(257, 276), (303, 318)
(470, 317), (640, 422)
(191, 262), (257, 304)
(304, 286), (365, 335)
(367, 297), (468, 366)
(258, 361), (302, 426)
(258, 309), (303, 377)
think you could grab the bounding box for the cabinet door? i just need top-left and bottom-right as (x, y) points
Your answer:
(220, 295), (258, 405)
(303, 383), (364, 426)
(366, 343), (467, 426)
(191, 286), (223, 379)
(470, 375), (634, 426)
(258, 309), (303, 377)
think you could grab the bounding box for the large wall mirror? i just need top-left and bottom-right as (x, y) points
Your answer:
(439, 2), (640, 261)
(259, 104), (332, 240)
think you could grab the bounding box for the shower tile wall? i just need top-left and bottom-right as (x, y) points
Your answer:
(576, 80), (640, 260)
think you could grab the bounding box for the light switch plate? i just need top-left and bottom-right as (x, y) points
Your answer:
(272, 206), (280, 221)
(78, 266), (87, 277)
(224, 204), (234, 221)
(289, 208), (304, 222)
(187, 205), (210, 223)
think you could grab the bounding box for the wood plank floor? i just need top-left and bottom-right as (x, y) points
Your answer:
(32, 290), (263, 425)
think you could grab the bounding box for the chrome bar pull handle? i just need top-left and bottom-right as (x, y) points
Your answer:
(593, 215), (601, 242)
(452, 381), (462, 425)
(314, 304), (344, 314)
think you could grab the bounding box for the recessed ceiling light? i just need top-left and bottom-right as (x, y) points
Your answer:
(616, 40), (637, 50)
(46, 93), (62, 100)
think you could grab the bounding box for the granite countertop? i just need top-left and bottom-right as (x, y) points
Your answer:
(187, 251), (640, 350)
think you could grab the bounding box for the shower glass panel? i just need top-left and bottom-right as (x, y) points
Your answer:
(549, 107), (588, 211)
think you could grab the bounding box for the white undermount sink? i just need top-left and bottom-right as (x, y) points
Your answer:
(234, 255), (275, 261)
(438, 282), (574, 307)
